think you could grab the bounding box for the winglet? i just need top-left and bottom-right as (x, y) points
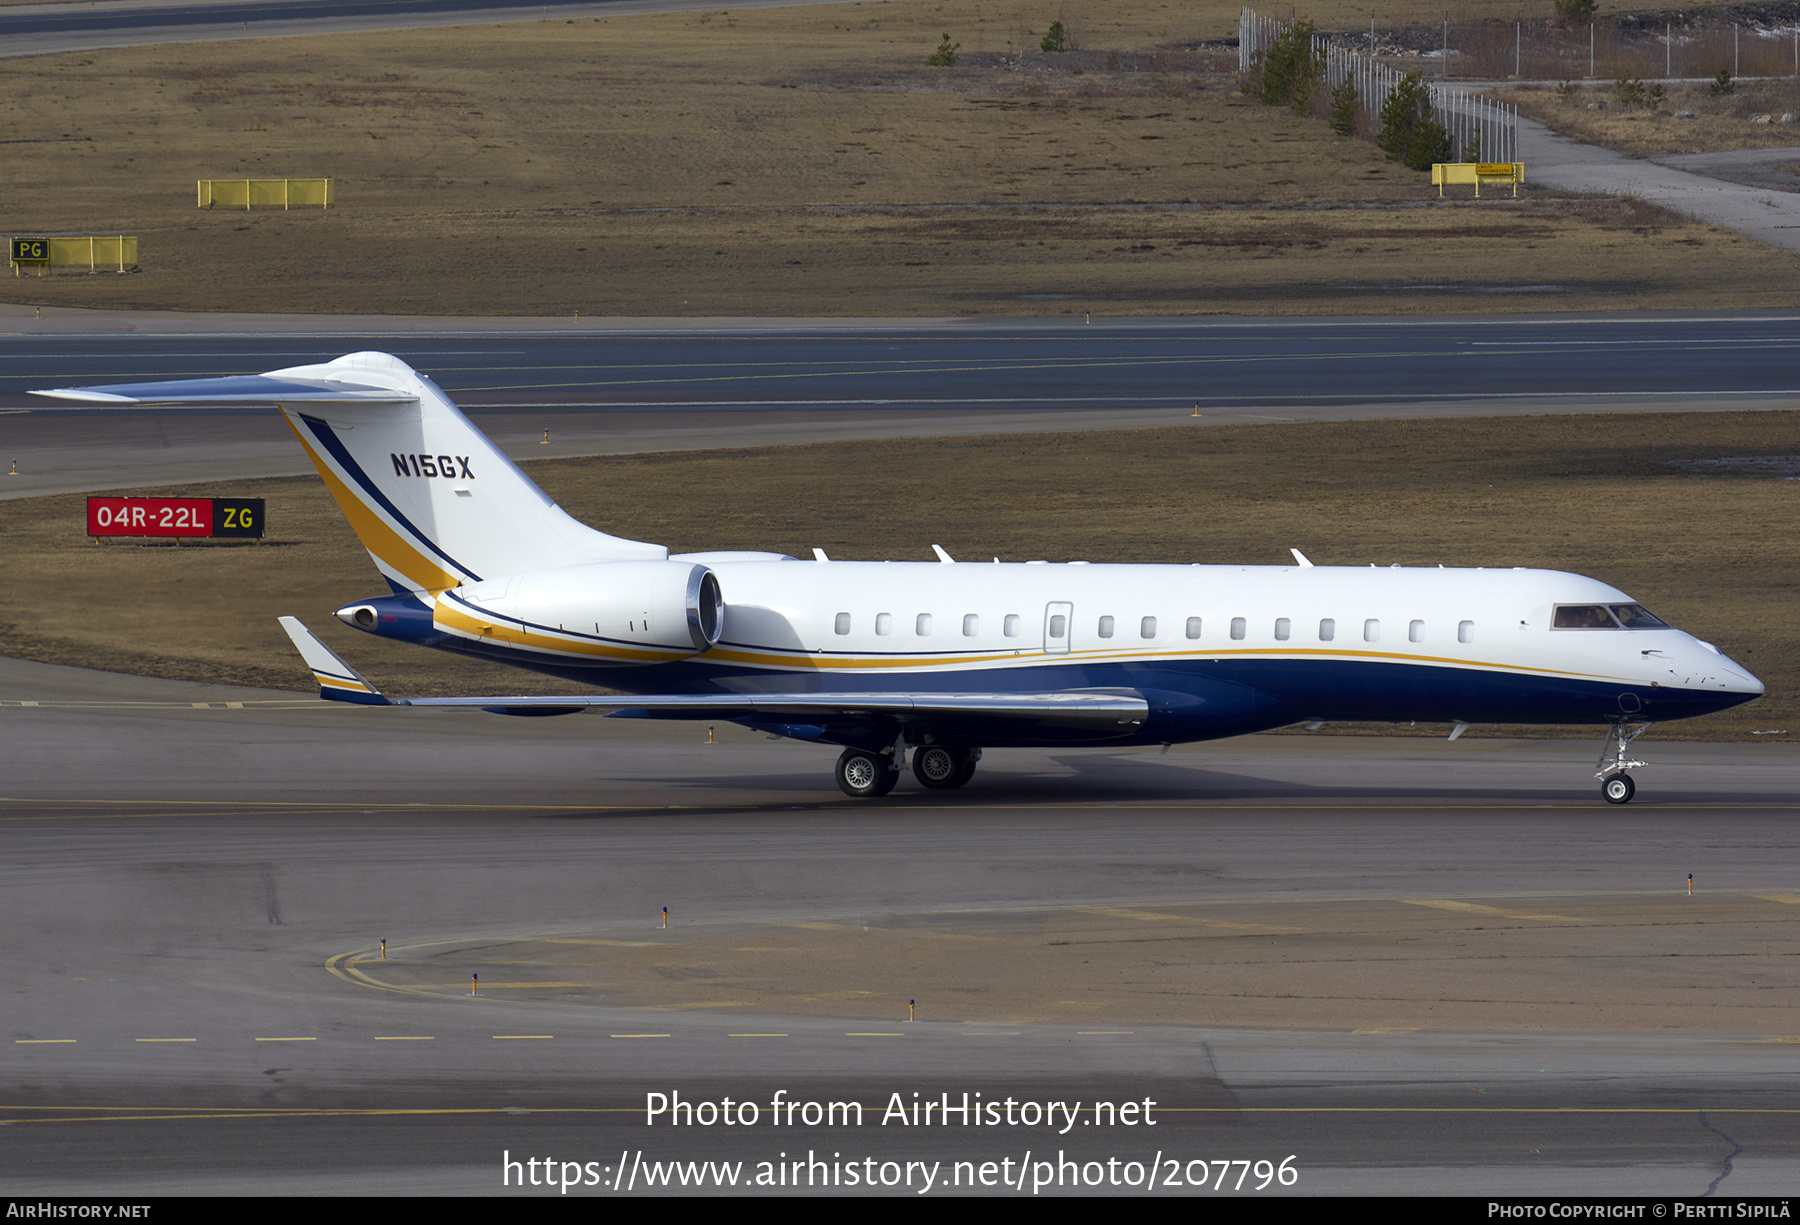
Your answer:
(278, 616), (390, 705)
(1290, 548), (1314, 568)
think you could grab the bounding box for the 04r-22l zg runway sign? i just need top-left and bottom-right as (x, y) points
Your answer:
(87, 497), (265, 539)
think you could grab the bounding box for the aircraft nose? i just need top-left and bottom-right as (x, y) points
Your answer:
(1721, 664), (1764, 696)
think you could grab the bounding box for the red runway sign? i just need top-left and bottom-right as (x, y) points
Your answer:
(87, 497), (264, 539)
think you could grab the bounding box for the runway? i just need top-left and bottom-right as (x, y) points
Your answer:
(3, 654), (1798, 1195)
(5, 312), (1800, 498)
(2, 315), (1798, 1196)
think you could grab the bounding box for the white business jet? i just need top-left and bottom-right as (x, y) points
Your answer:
(36, 352), (1763, 803)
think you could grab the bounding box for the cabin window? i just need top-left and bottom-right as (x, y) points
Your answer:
(1364, 619), (1380, 642)
(1409, 619), (1424, 643)
(963, 614), (979, 637)
(834, 612), (851, 635)
(1048, 614), (1067, 638)
(1098, 616), (1115, 639)
(1141, 616), (1157, 639)
(916, 613), (933, 636)
(1458, 620), (1474, 644)
(875, 612), (892, 636)
(1004, 614), (1021, 637)
(1230, 617), (1246, 640)
(1274, 617), (1290, 641)
(1185, 617), (1202, 640)
(1319, 618), (1335, 642)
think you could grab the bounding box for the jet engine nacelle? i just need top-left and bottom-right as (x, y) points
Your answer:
(439, 560), (723, 659)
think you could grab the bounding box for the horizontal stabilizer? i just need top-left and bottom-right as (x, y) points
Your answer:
(395, 690), (1147, 731)
(31, 373), (414, 407)
(278, 616), (390, 705)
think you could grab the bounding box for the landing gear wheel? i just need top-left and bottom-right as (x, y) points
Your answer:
(836, 748), (898, 798)
(912, 745), (968, 790)
(1602, 773), (1635, 805)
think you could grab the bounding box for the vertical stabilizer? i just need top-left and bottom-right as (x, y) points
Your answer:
(267, 354), (666, 591)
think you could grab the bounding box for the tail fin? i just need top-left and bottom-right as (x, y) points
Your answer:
(35, 352), (666, 592)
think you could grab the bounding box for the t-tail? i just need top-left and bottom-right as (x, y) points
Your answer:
(34, 351), (666, 593)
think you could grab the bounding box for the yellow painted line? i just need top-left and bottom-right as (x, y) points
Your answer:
(728, 1033), (788, 1038)
(1077, 906), (1273, 931)
(1078, 1031), (1136, 1035)
(539, 939), (659, 947)
(492, 1035), (554, 1040)
(846, 1032), (905, 1037)
(1405, 900), (1586, 922)
(1754, 894), (1800, 905)
(134, 1038), (196, 1043)
(1353, 1027), (1423, 1034)
(373, 1036), (435, 1041)
(15, 1039), (76, 1044)
(1762, 1036), (1800, 1044)
(961, 1032), (1021, 1037)
(611, 1034), (670, 1039)
(253, 1037), (316, 1042)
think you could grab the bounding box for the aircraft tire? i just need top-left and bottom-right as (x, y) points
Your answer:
(836, 748), (899, 798)
(1601, 773), (1635, 804)
(912, 745), (966, 790)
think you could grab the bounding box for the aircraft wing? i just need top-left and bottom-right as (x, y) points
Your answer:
(31, 373), (415, 406)
(278, 618), (1146, 731)
(403, 690), (1148, 730)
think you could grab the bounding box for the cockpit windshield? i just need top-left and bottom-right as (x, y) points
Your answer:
(1552, 604), (1671, 629)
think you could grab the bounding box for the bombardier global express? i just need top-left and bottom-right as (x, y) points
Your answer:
(36, 352), (1764, 802)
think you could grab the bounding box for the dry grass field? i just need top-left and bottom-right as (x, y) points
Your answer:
(1511, 77), (1800, 157)
(3, 0), (1796, 315)
(3, 410), (1793, 741)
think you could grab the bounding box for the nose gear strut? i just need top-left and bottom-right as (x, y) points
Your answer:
(1596, 719), (1654, 804)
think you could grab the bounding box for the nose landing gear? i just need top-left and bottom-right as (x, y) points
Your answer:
(1597, 720), (1653, 804)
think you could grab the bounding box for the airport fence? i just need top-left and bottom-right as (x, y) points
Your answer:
(1244, 8), (1800, 85)
(1240, 8), (1517, 164)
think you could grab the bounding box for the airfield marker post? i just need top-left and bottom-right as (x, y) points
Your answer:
(662, 907), (668, 928)
(471, 973), (479, 996)
(380, 939), (387, 960)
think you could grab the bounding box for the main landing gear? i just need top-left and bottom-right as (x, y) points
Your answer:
(1596, 720), (1654, 804)
(834, 745), (982, 797)
(912, 745), (980, 790)
(835, 748), (899, 798)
